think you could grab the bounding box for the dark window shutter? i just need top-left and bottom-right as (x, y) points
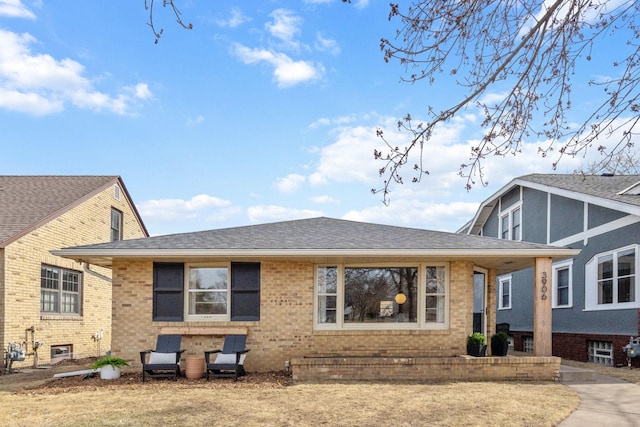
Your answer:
(231, 262), (260, 321)
(153, 262), (184, 321)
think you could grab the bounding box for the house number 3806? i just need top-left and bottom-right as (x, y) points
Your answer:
(541, 271), (548, 300)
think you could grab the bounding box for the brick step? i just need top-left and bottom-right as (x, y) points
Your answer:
(559, 365), (596, 382)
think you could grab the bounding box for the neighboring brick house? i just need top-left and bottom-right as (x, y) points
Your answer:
(461, 174), (640, 367)
(1, 176), (147, 369)
(55, 217), (576, 380)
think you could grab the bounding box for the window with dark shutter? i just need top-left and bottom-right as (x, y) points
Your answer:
(153, 262), (184, 321)
(230, 262), (260, 321)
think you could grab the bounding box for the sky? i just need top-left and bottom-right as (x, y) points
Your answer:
(0, 0), (631, 236)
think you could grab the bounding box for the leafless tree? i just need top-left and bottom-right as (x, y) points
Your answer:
(145, 0), (192, 44)
(374, 1), (640, 202)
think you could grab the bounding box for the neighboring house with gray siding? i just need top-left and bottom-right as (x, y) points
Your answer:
(461, 173), (640, 366)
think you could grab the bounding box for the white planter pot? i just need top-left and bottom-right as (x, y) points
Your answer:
(99, 365), (121, 380)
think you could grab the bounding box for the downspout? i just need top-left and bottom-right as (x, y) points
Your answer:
(82, 262), (112, 283)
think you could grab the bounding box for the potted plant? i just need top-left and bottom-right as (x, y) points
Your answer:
(91, 355), (129, 380)
(466, 332), (487, 357)
(491, 332), (510, 356)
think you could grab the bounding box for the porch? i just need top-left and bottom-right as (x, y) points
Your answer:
(291, 355), (561, 383)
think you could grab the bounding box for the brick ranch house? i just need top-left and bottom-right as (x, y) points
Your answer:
(55, 217), (578, 381)
(1, 176), (147, 370)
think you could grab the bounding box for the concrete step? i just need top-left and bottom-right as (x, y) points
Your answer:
(560, 365), (596, 382)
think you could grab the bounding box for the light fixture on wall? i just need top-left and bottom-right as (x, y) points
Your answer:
(394, 293), (407, 305)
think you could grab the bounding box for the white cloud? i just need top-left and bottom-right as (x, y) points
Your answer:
(315, 33), (340, 55)
(232, 43), (324, 87)
(217, 7), (249, 28)
(186, 114), (205, 126)
(265, 9), (303, 51)
(137, 194), (234, 222)
(309, 124), (383, 185)
(247, 205), (323, 223)
(342, 198), (480, 232)
(275, 173), (306, 193)
(352, 0), (370, 9)
(0, 29), (150, 115)
(310, 195), (338, 204)
(0, 0), (35, 19)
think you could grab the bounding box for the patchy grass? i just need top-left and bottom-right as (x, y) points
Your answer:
(0, 369), (577, 427)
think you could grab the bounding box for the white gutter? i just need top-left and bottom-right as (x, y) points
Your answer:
(54, 247), (580, 258)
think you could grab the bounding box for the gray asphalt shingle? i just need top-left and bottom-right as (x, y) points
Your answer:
(0, 175), (119, 246)
(64, 216), (563, 251)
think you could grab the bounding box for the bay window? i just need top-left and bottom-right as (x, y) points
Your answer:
(315, 263), (448, 330)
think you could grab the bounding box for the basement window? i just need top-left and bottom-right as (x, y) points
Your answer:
(588, 341), (613, 366)
(50, 344), (72, 363)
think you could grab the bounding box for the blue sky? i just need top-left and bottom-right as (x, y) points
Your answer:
(0, 0), (624, 236)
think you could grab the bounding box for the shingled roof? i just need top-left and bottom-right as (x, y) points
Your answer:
(0, 176), (147, 247)
(54, 217), (578, 273)
(462, 174), (640, 235)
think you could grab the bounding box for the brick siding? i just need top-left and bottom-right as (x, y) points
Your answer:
(2, 183), (146, 368)
(510, 330), (640, 368)
(112, 260), (506, 374)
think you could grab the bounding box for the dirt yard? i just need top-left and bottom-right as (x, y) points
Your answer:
(0, 358), (581, 427)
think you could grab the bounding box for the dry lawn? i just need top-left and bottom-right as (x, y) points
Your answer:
(0, 368), (578, 427)
(562, 358), (640, 385)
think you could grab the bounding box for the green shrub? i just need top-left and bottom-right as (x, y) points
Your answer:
(467, 332), (486, 346)
(491, 332), (509, 344)
(91, 355), (129, 369)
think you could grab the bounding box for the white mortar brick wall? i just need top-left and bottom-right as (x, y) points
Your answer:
(2, 183), (146, 368)
(113, 259), (485, 372)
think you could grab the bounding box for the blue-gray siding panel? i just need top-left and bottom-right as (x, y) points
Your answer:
(588, 203), (627, 229)
(522, 188), (547, 244)
(550, 194), (583, 242)
(496, 268), (534, 331)
(483, 204), (500, 238)
(501, 187), (520, 210)
(497, 220), (640, 336)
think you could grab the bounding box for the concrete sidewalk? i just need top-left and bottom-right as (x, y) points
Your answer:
(560, 369), (640, 427)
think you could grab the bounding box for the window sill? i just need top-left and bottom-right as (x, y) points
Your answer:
(158, 326), (249, 336)
(40, 314), (83, 321)
(313, 327), (450, 334)
(583, 304), (639, 312)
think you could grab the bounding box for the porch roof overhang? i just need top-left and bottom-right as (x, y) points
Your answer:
(53, 247), (580, 275)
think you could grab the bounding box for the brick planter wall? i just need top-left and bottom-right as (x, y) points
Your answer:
(291, 355), (561, 383)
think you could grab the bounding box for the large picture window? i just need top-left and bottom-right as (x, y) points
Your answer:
(41, 265), (82, 315)
(585, 246), (638, 310)
(315, 264), (448, 330)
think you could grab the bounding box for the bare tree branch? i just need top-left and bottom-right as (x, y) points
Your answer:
(374, 0), (640, 201)
(145, 0), (193, 44)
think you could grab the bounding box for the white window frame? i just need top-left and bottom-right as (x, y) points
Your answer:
(498, 275), (512, 310)
(585, 245), (638, 311)
(314, 263), (449, 331)
(588, 341), (613, 366)
(552, 259), (573, 308)
(184, 263), (230, 321)
(499, 203), (522, 241)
